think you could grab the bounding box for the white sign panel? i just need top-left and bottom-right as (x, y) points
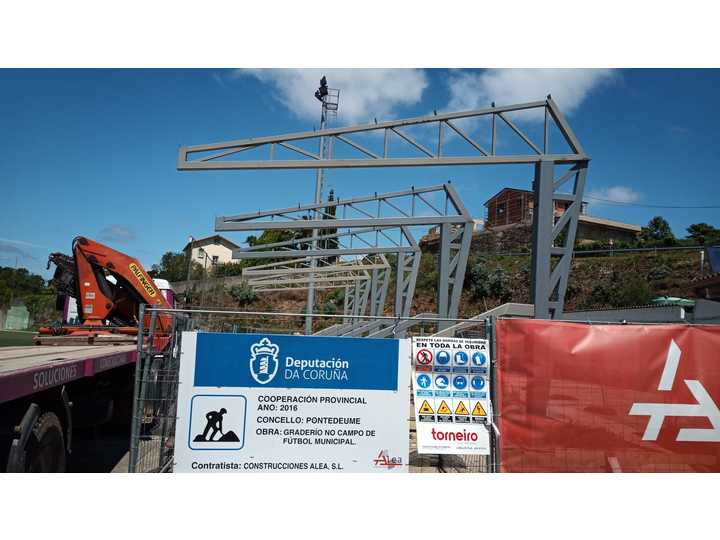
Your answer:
(173, 332), (410, 472)
(412, 336), (491, 455)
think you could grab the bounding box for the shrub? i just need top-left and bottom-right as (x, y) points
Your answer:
(467, 260), (511, 301)
(228, 281), (257, 305)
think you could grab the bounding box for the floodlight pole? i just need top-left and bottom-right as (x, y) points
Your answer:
(306, 84), (328, 334)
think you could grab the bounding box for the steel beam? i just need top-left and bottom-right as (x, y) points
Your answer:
(181, 96), (591, 321)
(180, 154), (584, 170)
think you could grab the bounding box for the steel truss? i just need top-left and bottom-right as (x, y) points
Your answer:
(223, 183), (471, 327)
(179, 96), (589, 318)
(241, 255), (391, 321)
(236, 225), (420, 322)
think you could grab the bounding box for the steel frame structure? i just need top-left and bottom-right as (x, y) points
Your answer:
(221, 183), (472, 327)
(241, 255), (391, 321)
(236, 225), (420, 322)
(179, 96), (589, 319)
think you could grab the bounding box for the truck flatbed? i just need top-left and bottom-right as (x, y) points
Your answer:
(0, 345), (136, 405)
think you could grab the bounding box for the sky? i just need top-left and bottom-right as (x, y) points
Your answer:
(1, 68), (719, 279)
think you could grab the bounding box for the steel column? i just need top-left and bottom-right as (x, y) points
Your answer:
(531, 160), (555, 319)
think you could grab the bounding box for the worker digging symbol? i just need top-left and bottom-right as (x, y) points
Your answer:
(193, 408), (240, 442)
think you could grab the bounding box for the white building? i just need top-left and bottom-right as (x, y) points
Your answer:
(183, 235), (241, 268)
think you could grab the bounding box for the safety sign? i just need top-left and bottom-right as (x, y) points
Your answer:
(174, 332), (410, 472)
(437, 400), (452, 415)
(455, 401), (469, 415)
(411, 336), (491, 455)
(419, 400), (434, 415)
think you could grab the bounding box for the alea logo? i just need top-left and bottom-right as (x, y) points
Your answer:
(249, 337), (280, 385)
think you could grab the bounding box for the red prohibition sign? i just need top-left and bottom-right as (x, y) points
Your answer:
(416, 348), (433, 365)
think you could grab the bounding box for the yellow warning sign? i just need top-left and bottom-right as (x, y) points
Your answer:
(472, 401), (487, 417)
(418, 400), (434, 415)
(437, 400), (452, 415)
(454, 401), (469, 415)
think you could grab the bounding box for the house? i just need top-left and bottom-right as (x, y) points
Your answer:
(182, 235), (241, 267)
(484, 188), (640, 244)
(426, 219), (485, 238)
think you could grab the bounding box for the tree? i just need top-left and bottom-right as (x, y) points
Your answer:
(0, 282), (12, 310)
(246, 229), (306, 247)
(686, 222), (720, 245)
(150, 251), (204, 282)
(640, 216), (676, 246)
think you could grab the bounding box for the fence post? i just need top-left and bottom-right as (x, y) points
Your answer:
(128, 303), (146, 472)
(486, 316), (500, 472)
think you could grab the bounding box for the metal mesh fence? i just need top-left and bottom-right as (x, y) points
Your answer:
(128, 307), (495, 473)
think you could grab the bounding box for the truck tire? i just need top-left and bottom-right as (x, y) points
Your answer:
(25, 412), (66, 473)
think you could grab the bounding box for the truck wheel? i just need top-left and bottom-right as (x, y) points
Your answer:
(26, 412), (66, 473)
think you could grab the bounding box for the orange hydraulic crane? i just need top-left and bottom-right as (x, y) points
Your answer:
(39, 237), (173, 340)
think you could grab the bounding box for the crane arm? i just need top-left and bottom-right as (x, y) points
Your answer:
(50, 236), (172, 334)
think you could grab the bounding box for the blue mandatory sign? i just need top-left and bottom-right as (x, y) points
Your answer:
(471, 376), (486, 390)
(453, 375), (467, 390)
(435, 350), (451, 365)
(454, 351), (469, 366)
(416, 373), (431, 389)
(472, 351), (487, 366)
(434, 374), (449, 389)
(194, 333), (399, 391)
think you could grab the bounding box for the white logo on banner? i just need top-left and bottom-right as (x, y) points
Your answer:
(629, 339), (720, 442)
(249, 337), (280, 385)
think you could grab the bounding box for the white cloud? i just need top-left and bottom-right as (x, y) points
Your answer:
(99, 225), (137, 243)
(235, 69), (429, 124)
(587, 185), (642, 204)
(447, 69), (616, 121)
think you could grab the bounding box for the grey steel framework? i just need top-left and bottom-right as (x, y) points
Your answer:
(178, 96), (589, 319)
(222, 183), (472, 329)
(237, 224), (420, 329)
(241, 255), (391, 322)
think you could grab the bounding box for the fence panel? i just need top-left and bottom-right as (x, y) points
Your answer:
(129, 307), (493, 473)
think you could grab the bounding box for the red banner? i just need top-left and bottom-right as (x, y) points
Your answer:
(496, 319), (720, 472)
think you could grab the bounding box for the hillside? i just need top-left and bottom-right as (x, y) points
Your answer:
(180, 246), (704, 333)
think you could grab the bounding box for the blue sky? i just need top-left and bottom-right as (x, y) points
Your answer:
(1, 68), (719, 278)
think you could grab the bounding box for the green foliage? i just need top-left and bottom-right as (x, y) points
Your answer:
(212, 261), (249, 277)
(150, 251), (205, 282)
(581, 273), (652, 309)
(228, 281), (257, 306)
(0, 267), (60, 328)
(686, 222), (720, 245)
(0, 282), (12, 310)
(24, 293), (58, 327)
(321, 301), (338, 315)
(467, 259), (511, 301)
(640, 216), (676, 246)
(647, 263), (672, 282)
(414, 253), (438, 293)
(324, 287), (345, 305)
(246, 229), (308, 247)
(0, 266), (47, 297)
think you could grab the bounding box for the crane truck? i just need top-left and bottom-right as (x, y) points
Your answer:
(0, 237), (175, 472)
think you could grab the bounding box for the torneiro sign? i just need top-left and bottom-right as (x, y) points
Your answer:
(411, 336), (491, 455)
(173, 332), (410, 473)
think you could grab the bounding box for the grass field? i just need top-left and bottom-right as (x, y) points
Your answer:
(0, 330), (34, 347)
